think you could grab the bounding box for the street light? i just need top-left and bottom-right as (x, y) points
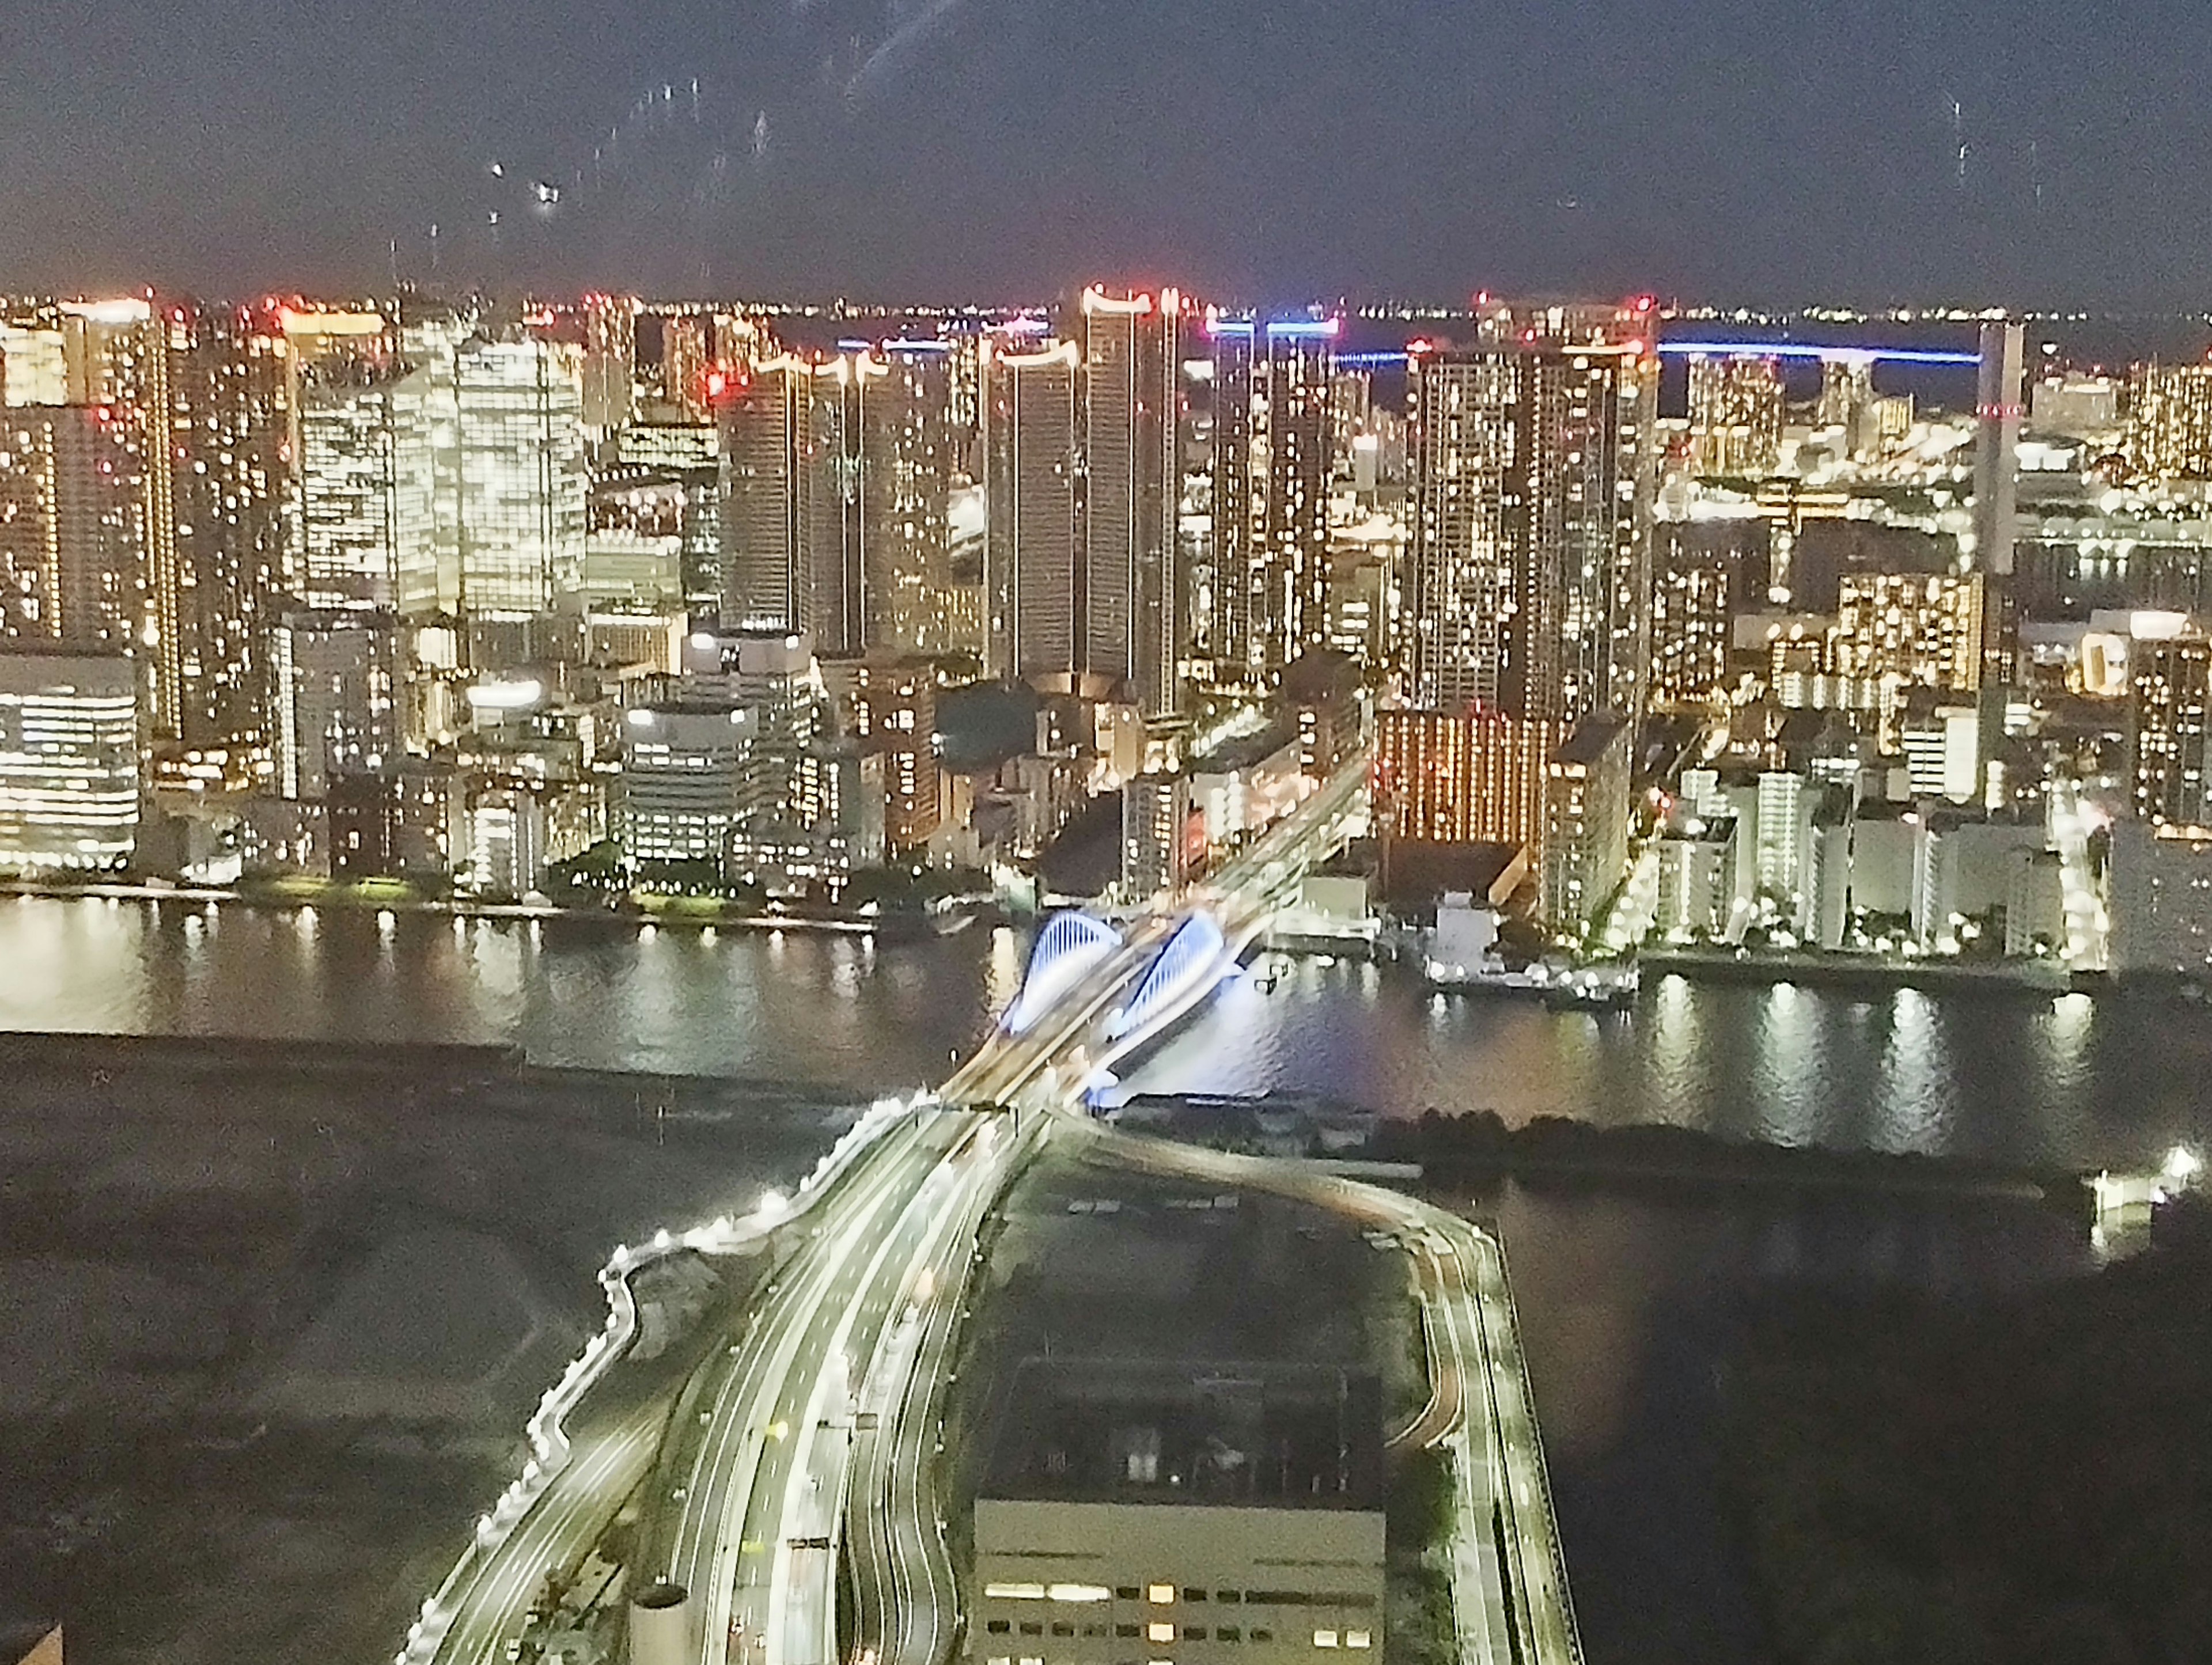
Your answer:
(2163, 1146), (2201, 1185)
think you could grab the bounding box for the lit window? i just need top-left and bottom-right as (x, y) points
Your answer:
(985, 1583), (1047, 1600)
(1314, 1631), (1340, 1649)
(1148, 1622), (1176, 1644)
(1346, 1632), (1371, 1650)
(1149, 1584), (1176, 1605)
(1049, 1584), (1111, 1603)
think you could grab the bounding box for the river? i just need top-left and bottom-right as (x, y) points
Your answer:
(3, 894), (2195, 1665)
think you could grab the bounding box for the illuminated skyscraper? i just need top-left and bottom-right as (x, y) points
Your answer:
(661, 313), (713, 420)
(1074, 287), (1184, 717)
(719, 354), (860, 652)
(862, 342), (955, 657)
(0, 321), (66, 406)
(168, 304), (286, 771)
(2124, 361), (2212, 481)
(0, 645), (139, 870)
(581, 293), (638, 434)
(981, 336), (1080, 683)
(1206, 313), (1338, 682)
(1406, 338), (1657, 727)
(58, 298), (182, 736)
(454, 337), (588, 619)
(2128, 628), (2212, 829)
(295, 362), (402, 610)
(0, 404), (143, 650)
(1685, 353), (1784, 477)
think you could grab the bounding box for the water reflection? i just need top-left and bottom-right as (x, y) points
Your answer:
(0, 895), (2204, 1170)
(1133, 953), (2212, 1170)
(0, 897), (997, 1089)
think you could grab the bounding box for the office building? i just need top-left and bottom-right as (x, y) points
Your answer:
(456, 337), (588, 619)
(661, 313), (713, 420)
(2031, 373), (2119, 439)
(2124, 361), (2212, 482)
(0, 646), (139, 870)
(581, 293), (638, 434)
(2129, 628), (2212, 829)
(271, 609), (397, 801)
(971, 1361), (1384, 1665)
(0, 323), (66, 405)
(1686, 353), (1783, 477)
(1075, 287), (1183, 716)
(294, 359), (404, 610)
(619, 699), (757, 871)
(983, 337), (1081, 684)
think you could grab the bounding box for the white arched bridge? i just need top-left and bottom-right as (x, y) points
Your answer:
(1001, 753), (1374, 1094)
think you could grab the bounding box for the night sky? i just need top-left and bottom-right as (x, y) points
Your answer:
(2, 0), (2208, 305)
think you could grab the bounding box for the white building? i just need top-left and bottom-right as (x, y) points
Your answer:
(464, 787), (547, 898)
(1899, 705), (1982, 805)
(972, 1363), (1385, 1665)
(1911, 816), (2050, 950)
(294, 368), (404, 610)
(0, 648), (139, 870)
(1654, 817), (1738, 939)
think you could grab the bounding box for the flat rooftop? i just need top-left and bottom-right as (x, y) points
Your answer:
(982, 1358), (1384, 1512)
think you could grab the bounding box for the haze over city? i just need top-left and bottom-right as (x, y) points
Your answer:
(9, 0), (2212, 301)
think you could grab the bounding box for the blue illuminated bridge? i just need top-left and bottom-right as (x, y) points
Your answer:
(999, 753), (1373, 1086)
(1336, 338), (1985, 370)
(1002, 911), (1122, 1036)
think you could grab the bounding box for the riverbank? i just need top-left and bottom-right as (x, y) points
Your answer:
(1639, 946), (2078, 996)
(1366, 1109), (2083, 1204)
(0, 877), (986, 940)
(1111, 1093), (2087, 1208)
